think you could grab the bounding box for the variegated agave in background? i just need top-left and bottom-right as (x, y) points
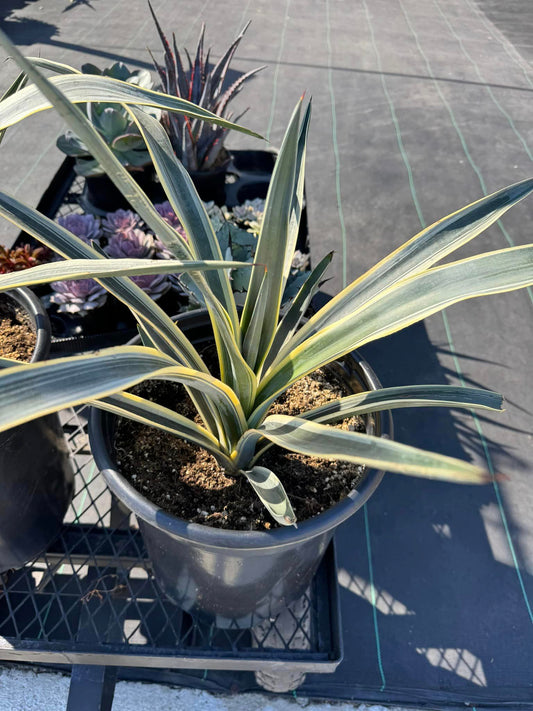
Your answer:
(148, 2), (265, 172)
(1, 31), (533, 526)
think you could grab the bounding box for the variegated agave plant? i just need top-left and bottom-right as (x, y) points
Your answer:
(148, 2), (265, 171)
(1, 31), (533, 527)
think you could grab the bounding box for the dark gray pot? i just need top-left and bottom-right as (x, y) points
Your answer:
(0, 288), (74, 573)
(89, 311), (392, 627)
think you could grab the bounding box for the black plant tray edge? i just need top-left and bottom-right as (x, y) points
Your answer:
(0, 535), (342, 675)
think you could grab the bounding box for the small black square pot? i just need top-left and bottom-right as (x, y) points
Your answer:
(0, 288), (74, 573)
(88, 311), (392, 627)
(83, 164), (166, 213)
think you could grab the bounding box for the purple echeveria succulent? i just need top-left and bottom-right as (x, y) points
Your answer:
(102, 209), (140, 235)
(50, 279), (108, 315)
(57, 213), (102, 244)
(130, 273), (171, 301)
(153, 238), (173, 260)
(105, 228), (155, 259)
(231, 198), (265, 223)
(154, 201), (186, 236)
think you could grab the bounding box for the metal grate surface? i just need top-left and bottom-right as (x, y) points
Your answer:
(0, 407), (342, 675)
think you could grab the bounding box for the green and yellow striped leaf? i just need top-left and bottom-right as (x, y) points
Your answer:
(240, 99), (304, 370)
(262, 251), (333, 374)
(241, 466), (297, 526)
(92, 391), (232, 467)
(301, 384), (504, 423)
(238, 415), (490, 484)
(0, 347), (246, 446)
(275, 177), (533, 363)
(0, 257), (253, 289)
(256, 245), (533, 410)
(0, 30), (210, 261)
(129, 106), (238, 328)
(0, 71), (262, 139)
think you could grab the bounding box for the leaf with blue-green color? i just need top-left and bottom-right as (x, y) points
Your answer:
(277, 177), (533, 362)
(301, 384), (504, 423)
(92, 391), (231, 466)
(240, 99), (303, 369)
(0, 347), (247, 447)
(238, 415), (491, 484)
(257, 244), (533, 410)
(241, 466), (297, 526)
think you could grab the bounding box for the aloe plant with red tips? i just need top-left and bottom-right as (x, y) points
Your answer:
(148, 2), (265, 172)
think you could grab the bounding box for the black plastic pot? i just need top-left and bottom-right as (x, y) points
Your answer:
(89, 311), (392, 627)
(0, 288), (74, 573)
(189, 160), (230, 206)
(84, 164), (165, 213)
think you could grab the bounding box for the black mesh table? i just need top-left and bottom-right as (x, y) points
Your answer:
(0, 407), (343, 710)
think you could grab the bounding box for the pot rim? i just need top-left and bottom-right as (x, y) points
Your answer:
(1, 287), (51, 362)
(89, 308), (392, 550)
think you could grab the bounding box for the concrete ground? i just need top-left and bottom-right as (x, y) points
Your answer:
(0, 0), (533, 708)
(0, 668), (414, 711)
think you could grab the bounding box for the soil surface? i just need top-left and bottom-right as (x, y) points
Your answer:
(0, 295), (36, 362)
(114, 366), (367, 531)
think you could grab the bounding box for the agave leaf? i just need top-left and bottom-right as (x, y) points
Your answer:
(0, 347), (247, 447)
(190, 24), (205, 104)
(129, 106), (257, 410)
(257, 244), (533, 410)
(128, 106), (237, 326)
(26, 57), (82, 75)
(0, 70), (28, 145)
(241, 466), (297, 526)
(0, 29), (263, 265)
(210, 20), (252, 100)
(216, 65), (266, 118)
(92, 391), (232, 467)
(0, 73), (263, 140)
(147, 48), (167, 91)
(242, 270), (269, 366)
(0, 356), (19, 369)
(147, 1), (178, 95)
(0, 192), (224, 435)
(249, 385), (504, 462)
(278, 177), (533, 361)
(201, 127), (226, 170)
(302, 384), (504, 423)
(285, 103), (311, 292)
(240, 100), (303, 370)
(262, 252), (334, 374)
(0, 257), (252, 289)
(137, 323), (156, 349)
(237, 416), (490, 484)
(172, 33), (189, 99)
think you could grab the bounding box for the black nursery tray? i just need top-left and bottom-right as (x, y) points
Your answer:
(0, 407), (342, 708)
(14, 150), (310, 356)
